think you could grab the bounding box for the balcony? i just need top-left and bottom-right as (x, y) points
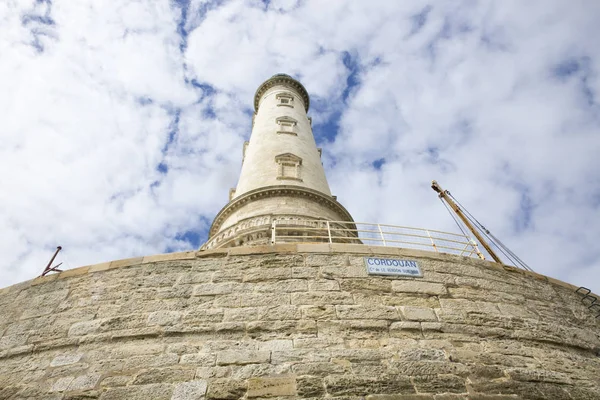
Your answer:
(202, 216), (484, 260)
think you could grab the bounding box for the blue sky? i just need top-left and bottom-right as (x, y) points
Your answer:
(1, 0), (600, 295)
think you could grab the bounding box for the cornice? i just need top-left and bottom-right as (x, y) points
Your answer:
(254, 74), (310, 112)
(208, 185), (355, 238)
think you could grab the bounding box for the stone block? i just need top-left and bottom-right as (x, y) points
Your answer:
(0, 334), (29, 350)
(172, 380), (208, 400)
(212, 269), (243, 283)
(193, 283), (241, 296)
(400, 306), (438, 321)
(238, 293), (290, 306)
(99, 383), (174, 399)
(321, 265), (368, 278)
(293, 337), (345, 349)
(296, 375), (325, 398)
(112, 343), (165, 358)
(291, 291), (354, 305)
(206, 378), (247, 399)
(109, 257), (144, 269)
(50, 353), (83, 367)
(291, 361), (347, 375)
(412, 374), (466, 393)
(216, 350), (270, 365)
(331, 348), (387, 362)
(438, 299), (500, 314)
(300, 305), (336, 320)
(390, 360), (469, 376)
(67, 373), (101, 391)
(270, 349), (331, 364)
(229, 363), (291, 380)
(319, 320), (390, 339)
(195, 366), (230, 379)
(340, 278), (393, 293)
(133, 368), (195, 384)
(381, 293), (440, 308)
(147, 311), (181, 326)
(254, 279), (308, 292)
(247, 376), (297, 397)
(68, 320), (103, 336)
(390, 321), (422, 339)
(142, 251), (196, 264)
(182, 309), (224, 324)
(324, 374), (414, 396)
(291, 266), (318, 278)
(336, 305), (399, 320)
(177, 272), (213, 284)
(505, 367), (571, 384)
(180, 353), (216, 366)
(51, 376), (74, 392)
(367, 396), (434, 400)
(247, 319), (317, 337)
(100, 376), (132, 387)
(243, 267), (291, 282)
(392, 281), (447, 296)
(258, 339), (294, 351)
(309, 279), (340, 291)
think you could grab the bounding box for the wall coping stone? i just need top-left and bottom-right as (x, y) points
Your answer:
(0, 244), (591, 298)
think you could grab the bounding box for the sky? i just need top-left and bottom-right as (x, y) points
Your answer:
(1, 0), (600, 296)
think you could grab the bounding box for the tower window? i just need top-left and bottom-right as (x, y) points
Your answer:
(276, 93), (294, 107)
(276, 116), (298, 135)
(275, 153), (302, 181)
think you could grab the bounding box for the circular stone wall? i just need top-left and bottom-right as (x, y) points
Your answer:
(0, 244), (599, 399)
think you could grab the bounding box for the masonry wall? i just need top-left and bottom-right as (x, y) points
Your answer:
(1, 244), (599, 400)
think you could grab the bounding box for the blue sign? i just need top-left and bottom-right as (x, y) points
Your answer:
(364, 257), (422, 277)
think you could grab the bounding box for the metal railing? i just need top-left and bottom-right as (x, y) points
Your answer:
(271, 219), (485, 259)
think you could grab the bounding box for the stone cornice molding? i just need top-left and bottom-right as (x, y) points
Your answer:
(254, 74), (310, 112)
(208, 185), (355, 238)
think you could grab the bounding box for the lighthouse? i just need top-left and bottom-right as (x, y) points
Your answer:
(0, 74), (598, 399)
(204, 74), (355, 249)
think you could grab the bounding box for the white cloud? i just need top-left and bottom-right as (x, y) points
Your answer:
(1, 0), (599, 300)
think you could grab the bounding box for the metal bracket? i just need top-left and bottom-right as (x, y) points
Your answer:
(41, 246), (63, 277)
(576, 287), (600, 320)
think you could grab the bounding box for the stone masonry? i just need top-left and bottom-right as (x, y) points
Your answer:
(1, 243), (599, 399)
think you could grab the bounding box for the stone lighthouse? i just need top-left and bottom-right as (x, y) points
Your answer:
(0, 75), (599, 399)
(204, 73), (355, 249)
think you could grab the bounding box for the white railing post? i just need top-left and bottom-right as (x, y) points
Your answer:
(427, 230), (438, 252)
(378, 224), (386, 246)
(271, 221), (277, 244)
(326, 221), (332, 243)
(471, 239), (485, 260)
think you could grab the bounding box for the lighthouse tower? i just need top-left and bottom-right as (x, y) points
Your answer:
(204, 74), (355, 249)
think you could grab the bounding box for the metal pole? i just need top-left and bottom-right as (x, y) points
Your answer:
(41, 246), (63, 277)
(426, 230), (438, 252)
(378, 224), (386, 246)
(326, 221), (332, 243)
(271, 221), (276, 244)
(432, 180), (503, 264)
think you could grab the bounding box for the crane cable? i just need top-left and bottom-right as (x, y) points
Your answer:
(446, 191), (534, 272)
(438, 197), (481, 258)
(439, 197), (468, 237)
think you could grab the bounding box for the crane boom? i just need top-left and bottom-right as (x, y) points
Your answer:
(431, 180), (504, 264)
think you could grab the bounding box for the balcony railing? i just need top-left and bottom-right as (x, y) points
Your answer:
(203, 216), (485, 260)
(271, 219), (485, 260)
